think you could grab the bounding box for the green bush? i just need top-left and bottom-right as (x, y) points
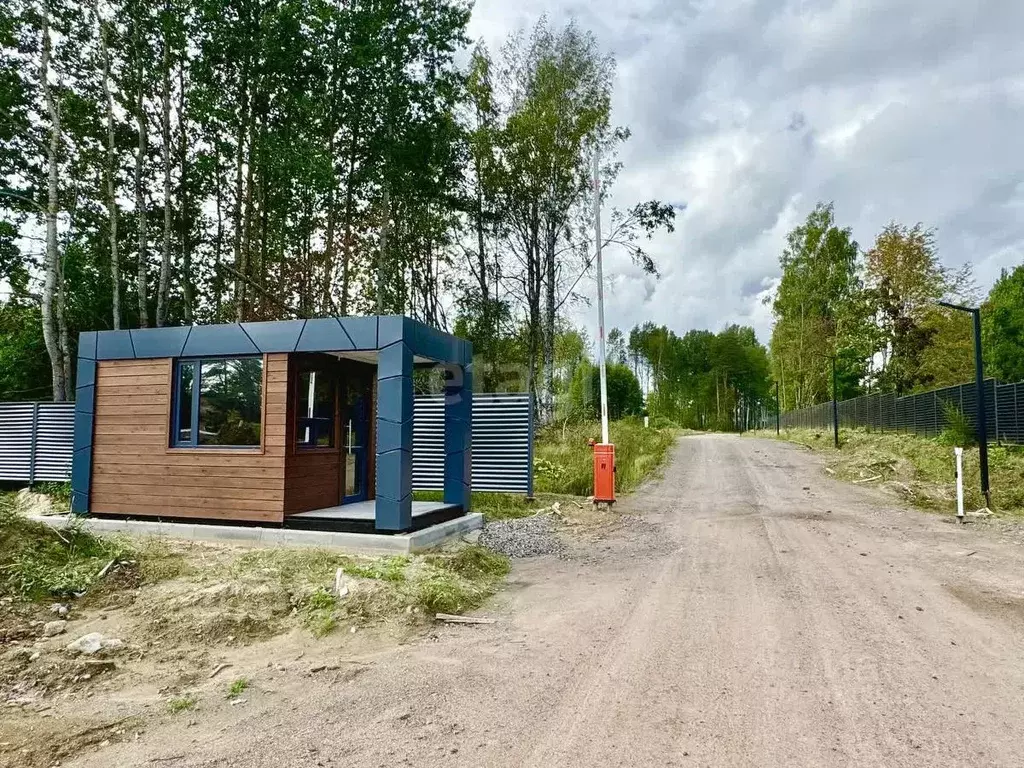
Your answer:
(938, 401), (975, 447)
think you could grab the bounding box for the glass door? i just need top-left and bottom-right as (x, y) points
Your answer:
(343, 393), (369, 503)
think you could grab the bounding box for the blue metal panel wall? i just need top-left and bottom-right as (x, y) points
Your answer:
(375, 339), (414, 531)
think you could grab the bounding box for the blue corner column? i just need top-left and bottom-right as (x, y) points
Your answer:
(375, 338), (414, 531)
(70, 331), (98, 514)
(444, 345), (473, 512)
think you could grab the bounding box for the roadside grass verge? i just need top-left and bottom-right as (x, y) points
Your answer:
(418, 418), (677, 517)
(766, 427), (1024, 516)
(534, 418), (676, 496)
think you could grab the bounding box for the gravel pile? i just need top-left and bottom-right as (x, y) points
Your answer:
(480, 514), (565, 558)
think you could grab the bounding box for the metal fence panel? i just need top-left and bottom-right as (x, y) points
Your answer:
(3, 395), (535, 493)
(779, 378), (1023, 446)
(0, 403), (36, 482)
(34, 403), (75, 482)
(413, 393), (533, 494)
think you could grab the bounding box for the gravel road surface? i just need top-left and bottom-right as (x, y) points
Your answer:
(72, 434), (1024, 767)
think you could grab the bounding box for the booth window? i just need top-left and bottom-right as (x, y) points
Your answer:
(173, 357), (263, 448)
(296, 370), (335, 448)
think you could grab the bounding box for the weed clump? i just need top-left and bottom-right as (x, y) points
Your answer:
(0, 496), (134, 601)
(167, 693), (197, 714)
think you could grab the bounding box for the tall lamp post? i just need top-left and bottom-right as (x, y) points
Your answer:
(938, 301), (991, 508)
(830, 354), (839, 449)
(775, 381), (781, 435)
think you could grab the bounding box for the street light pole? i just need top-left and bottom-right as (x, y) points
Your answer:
(593, 150), (609, 446)
(938, 301), (991, 508)
(775, 380), (781, 435)
(831, 355), (839, 449)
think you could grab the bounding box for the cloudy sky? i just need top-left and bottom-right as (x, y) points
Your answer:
(468, 0), (1024, 346)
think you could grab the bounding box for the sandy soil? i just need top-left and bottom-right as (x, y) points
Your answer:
(42, 435), (1024, 766)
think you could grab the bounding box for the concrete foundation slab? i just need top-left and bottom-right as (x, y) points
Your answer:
(27, 513), (484, 555)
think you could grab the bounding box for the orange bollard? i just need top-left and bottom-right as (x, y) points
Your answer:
(592, 442), (616, 504)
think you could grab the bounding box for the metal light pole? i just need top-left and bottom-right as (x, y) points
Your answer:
(775, 381), (781, 435)
(831, 355), (839, 449)
(938, 301), (991, 508)
(593, 151), (609, 445)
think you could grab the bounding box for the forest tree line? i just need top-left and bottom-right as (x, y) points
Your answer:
(0, 1), (674, 405)
(769, 203), (1024, 412)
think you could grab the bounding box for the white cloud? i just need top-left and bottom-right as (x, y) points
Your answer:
(468, 0), (1024, 346)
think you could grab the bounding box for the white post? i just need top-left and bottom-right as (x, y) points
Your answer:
(594, 150), (609, 445)
(954, 447), (964, 521)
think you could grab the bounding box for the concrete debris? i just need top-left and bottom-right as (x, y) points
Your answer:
(50, 603), (70, 617)
(66, 633), (124, 656)
(461, 529), (482, 545)
(334, 568), (352, 598)
(42, 620), (67, 637)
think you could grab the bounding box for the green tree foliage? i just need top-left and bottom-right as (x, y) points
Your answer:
(983, 264), (1024, 382)
(768, 205), (1008, 413)
(1, 7), (671, 415)
(769, 203), (865, 409)
(627, 322), (771, 431)
(864, 223), (975, 394)
(564, 359), (643, 422)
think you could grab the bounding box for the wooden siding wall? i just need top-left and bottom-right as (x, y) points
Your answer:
(90, 354), (288, 523)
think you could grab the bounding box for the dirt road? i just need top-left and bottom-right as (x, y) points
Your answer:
(72, 435), (1024, 767)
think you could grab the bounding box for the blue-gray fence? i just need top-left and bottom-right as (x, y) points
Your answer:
(0, 394), (534, 493)
(777, 379), (1024, 444)
(0, 402), (76, 483)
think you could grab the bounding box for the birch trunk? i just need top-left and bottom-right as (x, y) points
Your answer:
(134, 11), (149, 328)
(177, 61), (194, 322)
(156, 10), (173, 327)
(39, 2), (68, 401)
(96, 14), (120, 330)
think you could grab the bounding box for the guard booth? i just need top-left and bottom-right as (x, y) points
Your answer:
(69, 316), (472, 533)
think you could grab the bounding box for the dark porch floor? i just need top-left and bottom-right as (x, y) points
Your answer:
(285, 500), (464, 534)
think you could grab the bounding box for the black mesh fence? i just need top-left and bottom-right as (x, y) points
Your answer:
(774, 380), (1024, 445)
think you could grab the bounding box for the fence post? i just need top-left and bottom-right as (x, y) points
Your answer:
(28, 401), (40, 486)
(526, 392), (535, 500)
(994, 383), (1000, 445)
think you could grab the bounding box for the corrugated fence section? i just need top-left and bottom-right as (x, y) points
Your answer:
(0, 402), (75, 483)
(413, 393), (533, 495)
(1, 395), (535, 494)
(778, 380), (1024, 445)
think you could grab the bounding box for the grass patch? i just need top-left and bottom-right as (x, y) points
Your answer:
(0, 496), (135, 600)
(770, 427), (1024, 515)
(534, 418), (676, 496)
(167, 694), (197, 714)
(412, 544), (510, 615)
(226, 678), (250, 698)
(412, 490), (539, 521)
(302, 586), (338, 637)
(344, 555), (408, 582)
